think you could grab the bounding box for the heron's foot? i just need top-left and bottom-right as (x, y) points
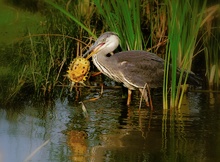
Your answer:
(138, 88), (154, 110)
(82, 94), (102, 103)
(144, 94), (154, 110)
(83, 84), (103, 102)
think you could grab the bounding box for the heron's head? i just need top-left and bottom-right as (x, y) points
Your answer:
(83, 32), (119, 59)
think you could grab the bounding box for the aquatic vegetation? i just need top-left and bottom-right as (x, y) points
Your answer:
(0, 0), (219, 108)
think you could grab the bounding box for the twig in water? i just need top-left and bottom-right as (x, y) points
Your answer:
(80, 102), (89, 118)
(24, 139), (50, 162)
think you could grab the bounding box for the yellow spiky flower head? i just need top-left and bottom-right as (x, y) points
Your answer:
(67, 57), (90, 87)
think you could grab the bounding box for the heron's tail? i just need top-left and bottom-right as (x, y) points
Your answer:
(184, 71), (203, 86)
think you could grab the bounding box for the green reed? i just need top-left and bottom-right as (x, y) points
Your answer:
(163, 0), (207, 108)
(94, 0), (143, 50)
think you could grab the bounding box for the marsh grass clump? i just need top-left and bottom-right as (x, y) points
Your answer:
(0, 34), (70, 103)
(0, 0), (99, 104)
(163, 0), (208, 108)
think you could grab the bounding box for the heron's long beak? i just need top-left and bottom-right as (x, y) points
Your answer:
(83, 42), (104, 59)
(83, 49), (97, 60)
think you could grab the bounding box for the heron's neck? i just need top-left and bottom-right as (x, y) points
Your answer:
(92, 50), (122, 83)
(92, 50), (112, 74)
(92, 48), (113, 62)
(92, 52), (109, 65)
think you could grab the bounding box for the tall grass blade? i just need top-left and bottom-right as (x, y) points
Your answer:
(164, 0), (207, 108)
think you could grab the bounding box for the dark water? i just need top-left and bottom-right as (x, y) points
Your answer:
(0, 89), (220, 162)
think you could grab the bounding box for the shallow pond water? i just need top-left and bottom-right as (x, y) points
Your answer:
(0, 89), (220, 162)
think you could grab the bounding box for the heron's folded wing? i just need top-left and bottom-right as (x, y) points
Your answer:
(117, 53), (164, 88)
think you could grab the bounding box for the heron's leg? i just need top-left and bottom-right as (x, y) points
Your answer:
(127, 89), (132, 106)
(139, 89), (149, 107)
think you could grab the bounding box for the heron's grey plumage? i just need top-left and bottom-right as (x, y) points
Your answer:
(114, 51), (165, 89)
